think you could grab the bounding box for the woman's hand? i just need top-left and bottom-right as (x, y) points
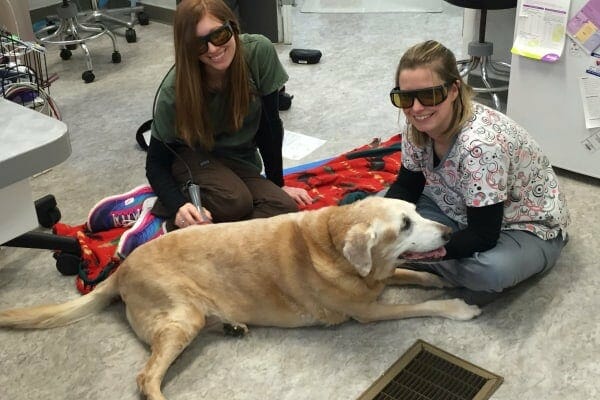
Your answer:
(282, 185), (313, 207)
(175, 202), (212, 228)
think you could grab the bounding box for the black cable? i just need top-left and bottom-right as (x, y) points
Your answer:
(150, 64), (195, 186)
(150, 65), (206, 218)
(345, 143), (402, 159)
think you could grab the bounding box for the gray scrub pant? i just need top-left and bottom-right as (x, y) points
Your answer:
(405, 194), (567, 293)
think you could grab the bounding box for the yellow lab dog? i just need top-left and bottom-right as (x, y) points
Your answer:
(0, 197), (480, 400)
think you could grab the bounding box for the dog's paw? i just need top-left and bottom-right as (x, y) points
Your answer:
(422, 272), (454, 288)
(443, 298), (481, 320)
(223, 323), (248, 337)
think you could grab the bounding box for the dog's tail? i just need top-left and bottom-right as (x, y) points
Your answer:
(0, 270), (120, 329)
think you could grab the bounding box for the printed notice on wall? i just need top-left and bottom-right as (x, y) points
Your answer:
(581, 129), (600, 152)
(578, 75), (600, 129)
(511, 0), (571, 62)
(567, 0), (600, 54)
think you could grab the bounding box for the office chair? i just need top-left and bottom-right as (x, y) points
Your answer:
(80, 0), (149, 44)
(2, 195), (82, 276)
(36, 0), (122, 83)
(443, 0), (517, 110)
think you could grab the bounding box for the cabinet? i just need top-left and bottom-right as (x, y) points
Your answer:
(506, 0), (600, 179)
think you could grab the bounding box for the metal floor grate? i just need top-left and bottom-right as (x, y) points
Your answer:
(357, 340), (503, 400)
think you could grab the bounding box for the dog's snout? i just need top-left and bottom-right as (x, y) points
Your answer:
(441, 226), (452, 242)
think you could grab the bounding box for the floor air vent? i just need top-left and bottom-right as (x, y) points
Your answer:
(357, 340), (503, 400)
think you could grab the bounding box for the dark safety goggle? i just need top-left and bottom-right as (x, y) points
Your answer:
(196, 21), (234, 55)
(389, 83), (450, 109)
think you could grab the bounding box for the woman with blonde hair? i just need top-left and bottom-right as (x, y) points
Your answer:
(386, 40), (570, 305)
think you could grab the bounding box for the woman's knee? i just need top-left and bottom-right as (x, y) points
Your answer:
(205, 189), (253, 222)
(274, 195), (299, 214)
(459, 252), (546, 292)
(251, 193), (298, 219)
(460, 261), (514, 292)
(458, 231), (565, 292)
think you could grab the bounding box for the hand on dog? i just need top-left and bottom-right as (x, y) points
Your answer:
(282, 185), (313, 206)
(176, 202), (212, 228)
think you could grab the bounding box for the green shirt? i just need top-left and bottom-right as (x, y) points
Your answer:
(151, 34), (288, 172)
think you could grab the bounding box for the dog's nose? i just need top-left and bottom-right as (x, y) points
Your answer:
(442, 227), (452, 242)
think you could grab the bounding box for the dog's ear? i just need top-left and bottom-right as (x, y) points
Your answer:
(343, 223), (377, 277)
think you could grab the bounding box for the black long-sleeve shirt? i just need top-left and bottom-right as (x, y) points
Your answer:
(145, 90), (284, 217)
(385, 165), (504, 259)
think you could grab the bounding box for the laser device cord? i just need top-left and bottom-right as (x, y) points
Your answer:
(151, 65), (208, 222)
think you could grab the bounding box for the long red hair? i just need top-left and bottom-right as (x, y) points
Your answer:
(173, 0), (251, 149)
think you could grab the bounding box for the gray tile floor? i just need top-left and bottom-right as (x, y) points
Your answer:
(1, 2), (599, 399)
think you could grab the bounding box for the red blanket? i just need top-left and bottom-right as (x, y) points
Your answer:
(53, 223), (127, 294)
(285, 135), (401, 210)
(53, 134), (402, 294)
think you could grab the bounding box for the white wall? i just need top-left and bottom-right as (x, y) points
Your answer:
(462, 8), (517, 65)
(28, 0), (176, 10)
(1, 0), (36, 40)
(141, 0), (175, 10)
(28, 0), (56, 10)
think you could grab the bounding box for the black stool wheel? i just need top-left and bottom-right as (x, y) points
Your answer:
(125, 28), (137, 43)
(82, 70), (95, 83)
(138, 11), (150, 26)
(45, 19), (57, 35)
(35, 194), (61, 228)
(65, 34), (77, 50)
(60, 48), (72, 60)
(54, 252), (81, 276)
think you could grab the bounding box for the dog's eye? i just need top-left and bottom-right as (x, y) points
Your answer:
(401, 216), (411, 231)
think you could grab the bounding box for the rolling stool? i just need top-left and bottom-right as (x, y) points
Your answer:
(2, 195), (83, 276)
(444, 0), (517, 110)
(36, 0), (121, 83)
(79, 0), (150, 44)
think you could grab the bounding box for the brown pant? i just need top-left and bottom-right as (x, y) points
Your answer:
(152, 147), (297, 230)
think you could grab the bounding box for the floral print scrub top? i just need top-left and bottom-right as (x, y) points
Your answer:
(401, 103), (570, 240)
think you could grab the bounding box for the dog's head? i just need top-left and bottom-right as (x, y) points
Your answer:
(333, 197), (451, 279)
